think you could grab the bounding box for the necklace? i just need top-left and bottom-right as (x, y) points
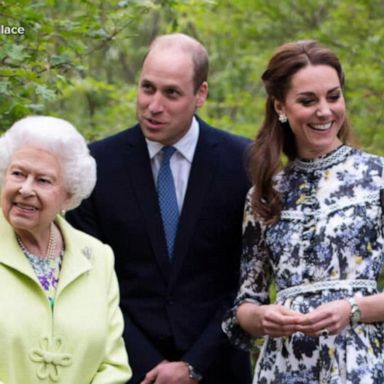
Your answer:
(16, 223), (58, 259)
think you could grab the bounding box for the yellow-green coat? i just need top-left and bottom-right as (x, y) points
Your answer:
(0, 213), (131, 383)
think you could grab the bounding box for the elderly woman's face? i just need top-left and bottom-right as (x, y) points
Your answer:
(1, 147), (71, 236)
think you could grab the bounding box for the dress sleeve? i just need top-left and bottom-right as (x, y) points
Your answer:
(91, 245), (132, 384)
(379, 156), (384, 289)
(222, 188), (272, 351)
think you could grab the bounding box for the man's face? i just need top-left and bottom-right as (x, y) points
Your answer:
(136, 48), (207, 145)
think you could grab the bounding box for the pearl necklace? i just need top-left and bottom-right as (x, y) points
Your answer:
(16, 223), (58, 259)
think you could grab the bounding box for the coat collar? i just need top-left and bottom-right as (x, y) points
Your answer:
(0, 213), (93, 294)
(0, 212), (35, 280)
(55, 216), (93, 294)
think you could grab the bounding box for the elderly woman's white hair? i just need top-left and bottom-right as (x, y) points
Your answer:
(0, 115), (96, 210)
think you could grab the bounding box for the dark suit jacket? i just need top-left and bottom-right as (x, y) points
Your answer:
(67, 117), (252, 384)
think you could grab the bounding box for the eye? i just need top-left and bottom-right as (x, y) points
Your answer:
(327, 93), (341, 102)
(165, 88), (180, 99)
(140, 82), (155, 94)
(10, 170), (24, 178)
(38, 177), (52, 184)
(298, 98), (316, 106)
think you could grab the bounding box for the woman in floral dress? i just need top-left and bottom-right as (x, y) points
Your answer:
(222, 41), (384, 383)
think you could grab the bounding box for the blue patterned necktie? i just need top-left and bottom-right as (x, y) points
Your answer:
(157, 146), (179, 258)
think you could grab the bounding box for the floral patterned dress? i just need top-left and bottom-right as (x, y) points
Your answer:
(222, 145), (384, 384)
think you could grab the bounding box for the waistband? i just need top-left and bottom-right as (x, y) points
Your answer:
(276, 279), (377, 303)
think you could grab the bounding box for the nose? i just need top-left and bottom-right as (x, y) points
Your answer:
(148, 93), (164, 114)
(316, 100), (332, 118)
(19, 177), (36, 196)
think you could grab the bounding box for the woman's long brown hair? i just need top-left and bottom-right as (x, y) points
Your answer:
(248, 40), (352, 224)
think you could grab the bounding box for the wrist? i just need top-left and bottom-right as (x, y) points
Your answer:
(347, 296), (362, 327)
(237, 302), (265, 336)
(183, 362), (203, 382)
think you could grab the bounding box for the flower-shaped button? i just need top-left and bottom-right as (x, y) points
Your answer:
(30, 336), (72, 382)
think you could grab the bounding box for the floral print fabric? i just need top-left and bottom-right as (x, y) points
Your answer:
(222, 146), (384, 383)
(24, 251), (63, 309)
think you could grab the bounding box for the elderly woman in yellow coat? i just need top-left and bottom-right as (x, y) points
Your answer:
(0, 116), (131, 384)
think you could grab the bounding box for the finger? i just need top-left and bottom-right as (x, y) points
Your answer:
(265, 312), (303, 327)
(297, 310), (330, 326)
(141, 369), (158, 384)
(264, 321), (301, 336)
(140, 378), (155, 384)
(280, 306), (303, 316)
(298, 322), (334, 336)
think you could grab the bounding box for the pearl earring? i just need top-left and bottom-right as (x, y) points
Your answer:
(278, 113), (288, 123)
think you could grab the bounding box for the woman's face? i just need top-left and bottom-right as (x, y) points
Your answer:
(275, 64), (346, 159)
(1, 147), (71, 237)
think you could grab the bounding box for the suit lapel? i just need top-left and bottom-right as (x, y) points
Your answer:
(169, 122), (219, 287)
(126, 126), (172, 281)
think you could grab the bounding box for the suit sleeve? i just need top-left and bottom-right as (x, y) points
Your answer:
(181, 303), (233, 376)
(123, 317), (166, 382)
(67, 200), (166, 382)
(91, 245), (132, 384)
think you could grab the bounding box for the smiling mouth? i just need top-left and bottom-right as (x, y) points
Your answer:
(145, 117), (164, 125)
(309, 122), (333, 131)
(14, 203), (38, 211)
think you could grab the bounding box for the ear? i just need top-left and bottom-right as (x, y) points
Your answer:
(195, 81), (208, 108)
(61, 191), (73, 212)
(274, 99), (285, 115)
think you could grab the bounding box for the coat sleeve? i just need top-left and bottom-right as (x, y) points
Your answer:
(91, 245), (132, 384)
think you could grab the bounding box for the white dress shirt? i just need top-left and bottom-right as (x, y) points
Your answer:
(146, 116), (199, 211)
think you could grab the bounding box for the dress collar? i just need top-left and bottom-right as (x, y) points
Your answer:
(291, 145), (353, 172)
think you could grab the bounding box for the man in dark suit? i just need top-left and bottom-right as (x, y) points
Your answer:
(67, 33), (252, 384)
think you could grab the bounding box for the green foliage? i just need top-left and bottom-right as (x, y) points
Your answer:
(0, 0), (383, 156)
(0, 0), (154, 134)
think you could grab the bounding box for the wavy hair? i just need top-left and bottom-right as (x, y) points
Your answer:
(0, 115), (96, 210)
(249, 40), (353, 223)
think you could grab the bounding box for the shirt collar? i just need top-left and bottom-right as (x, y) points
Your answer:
(146, 116), (199, 162)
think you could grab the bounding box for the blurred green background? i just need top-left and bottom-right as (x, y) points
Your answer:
(0, 0), (383, 154)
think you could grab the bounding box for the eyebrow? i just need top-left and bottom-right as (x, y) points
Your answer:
(140, 78), (182, 91)
(140, 78), (153, 85)
(297, 86), (341, 96)
(9, 163), (57, 179)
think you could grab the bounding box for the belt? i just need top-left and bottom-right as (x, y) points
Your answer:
(276, 279), (377, 303)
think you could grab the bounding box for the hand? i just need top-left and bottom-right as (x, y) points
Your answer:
(258, 304), (305, 337)
(237, 303), (304, 338)
(296, 299), (351, 336)
(140, 361), (197, 384)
